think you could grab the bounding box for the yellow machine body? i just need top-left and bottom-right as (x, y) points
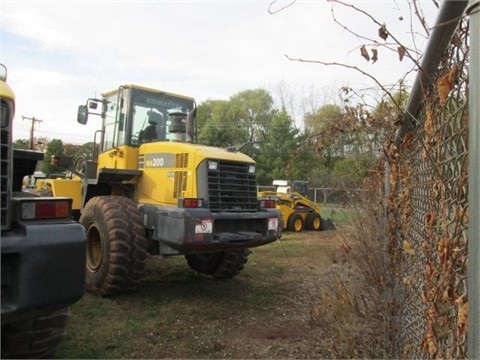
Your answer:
(137, 141), (253, 206)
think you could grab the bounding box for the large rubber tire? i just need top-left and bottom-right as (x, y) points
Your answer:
(185, 249), (250, 280)
(80, 196), (147, 296)
(320, 217), (336, 231)
(1, 307), (70, 359)
(306, 212), (322, 231)
(287, 213), (304, 232)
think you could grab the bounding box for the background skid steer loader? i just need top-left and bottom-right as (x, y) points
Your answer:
(258, 180), (336, 232)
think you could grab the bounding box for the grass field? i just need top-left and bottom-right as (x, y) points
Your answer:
(56, 215), (385, 359)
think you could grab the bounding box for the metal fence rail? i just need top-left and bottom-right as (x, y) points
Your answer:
(467, 1), (480, 357)
(384, 1), (470, 358)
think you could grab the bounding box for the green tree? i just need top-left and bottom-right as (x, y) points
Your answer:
(74, 142), (98, 161)
(41, 139), (64, 175)
(63, 143), (79, 157)
(304, 104), (342, 135)
(332, 155), (376, 188)
(197, 89), (317, 185)
(12, 138), (30, 149)
(197, 99), (245, 147)
(303, 104), (344, 174)
(196, 89), (277, 161)
(255, 110), (301, 185)
(228, 89), (275, 143)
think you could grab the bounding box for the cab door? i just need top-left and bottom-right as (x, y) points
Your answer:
(97, 87), (138, 170)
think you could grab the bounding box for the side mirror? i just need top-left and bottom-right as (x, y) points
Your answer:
(77, 105), (88, 125)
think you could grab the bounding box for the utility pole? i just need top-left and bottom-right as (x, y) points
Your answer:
(22, 116), (43, 149)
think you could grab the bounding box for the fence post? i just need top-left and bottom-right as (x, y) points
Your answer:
(468, 1), (480, 358)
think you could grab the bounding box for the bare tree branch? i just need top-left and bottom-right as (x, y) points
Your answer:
(284, 54), (402, 111)
(412, 0), (432, 36)
(466, 1), (480, 16)
(329, 0), (424, 71)
(268, 0), (297, 15)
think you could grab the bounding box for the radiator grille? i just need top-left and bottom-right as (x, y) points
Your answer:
(172, 153), (188, 198)
(173, 171), (188, 198)
(207, 161), (258, 212)
(176, 153), (188, 168)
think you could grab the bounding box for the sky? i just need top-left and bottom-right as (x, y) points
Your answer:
(0, 0), (439, 145)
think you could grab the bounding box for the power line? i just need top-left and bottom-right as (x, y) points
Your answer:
(22, 116), (43, 150)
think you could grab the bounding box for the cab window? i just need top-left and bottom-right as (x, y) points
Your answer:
(102, 94), (117, 151)
(102, 89), (129, 151)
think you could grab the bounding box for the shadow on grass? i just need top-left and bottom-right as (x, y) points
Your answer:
(122, 255), (282, 310)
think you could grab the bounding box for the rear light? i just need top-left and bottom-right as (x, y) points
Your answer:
(259, 199), (276, 209)
(16, 197), (72, 220)
(180, 198), (204, 208)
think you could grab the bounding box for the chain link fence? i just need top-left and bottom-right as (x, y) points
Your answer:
(308, 188), (365, 206)
(381, 1), (472, 358)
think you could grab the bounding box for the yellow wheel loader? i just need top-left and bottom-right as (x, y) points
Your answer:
(258, 180), (335, 232)
(44, 84), (281, 296)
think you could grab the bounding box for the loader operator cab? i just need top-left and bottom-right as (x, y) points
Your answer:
(77, 84), (195, 151)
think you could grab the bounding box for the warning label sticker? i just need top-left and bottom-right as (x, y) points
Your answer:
(268, 218), (279, 231)
(195, 219), (213, 234)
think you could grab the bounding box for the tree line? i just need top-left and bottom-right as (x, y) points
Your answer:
(14, 86), (405, 189)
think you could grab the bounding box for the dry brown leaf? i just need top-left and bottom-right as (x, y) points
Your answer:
(360, 45), (370, 61)
(400, 211), (410, 223)
(424, 107), (435, 137)
(426, 302), (438, 319)
(442, 286), (454, 301)
(402, 132), (413, 150)
(425, 261), (436, 281)
(371, 48), (378, 63)
(437, 64), (458, 105)
(425, 212), (435, 227)
(456, 297), (468, 338)
(389, 173), (397, 188)
(421, 147), (428, 160)
(437, 238), (450, 267)
(403, 240), (415, 255)
(422, 303), (439, 356)
(378, 24), (388, 40)
(402, 275), (414, 286)
(456, 205), (467, 223)
(397, 46), (406, 61)
(422, 326), (438, 357)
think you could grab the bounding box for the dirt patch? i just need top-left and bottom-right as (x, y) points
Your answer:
(57, 227), (387, 359)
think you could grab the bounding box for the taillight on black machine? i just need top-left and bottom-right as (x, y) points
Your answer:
(258, 199), (276, 209)
(14, 197), (73, 221)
